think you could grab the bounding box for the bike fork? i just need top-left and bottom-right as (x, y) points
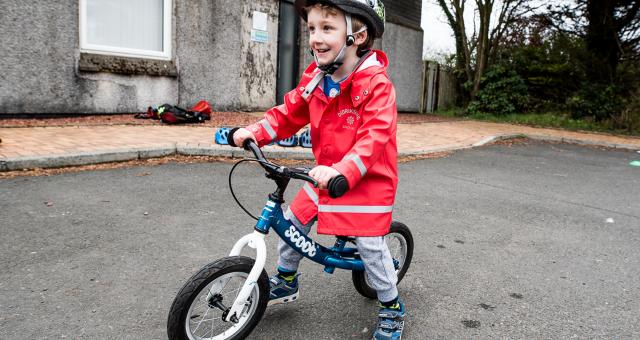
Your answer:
(210, 231), (267, 323)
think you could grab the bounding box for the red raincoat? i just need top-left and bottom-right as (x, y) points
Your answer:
(246, 50), (398, 236)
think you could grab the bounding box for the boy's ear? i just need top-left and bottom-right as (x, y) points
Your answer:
(353, 30), (368, 47)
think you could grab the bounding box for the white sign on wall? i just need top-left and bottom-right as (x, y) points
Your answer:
(252, 11), (268, 30)
(251, 11), (268, 43)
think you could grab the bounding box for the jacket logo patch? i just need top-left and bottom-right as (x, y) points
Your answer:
(338, 109), (360, 130)
(346, 116), (355, 125)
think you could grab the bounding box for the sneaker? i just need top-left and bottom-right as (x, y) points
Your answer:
(267, 273), (300, 306)
(373, 300), (405, 340)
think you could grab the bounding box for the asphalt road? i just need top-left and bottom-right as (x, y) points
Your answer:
(1, 141), (639, 339)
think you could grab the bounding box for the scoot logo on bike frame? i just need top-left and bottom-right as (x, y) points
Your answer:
(284, 225), (317, 257)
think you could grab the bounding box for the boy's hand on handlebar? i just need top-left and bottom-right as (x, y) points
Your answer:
(232, 128), (256, 148)
(309, 166), (341, 189)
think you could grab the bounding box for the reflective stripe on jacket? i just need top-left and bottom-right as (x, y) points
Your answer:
(246, 50), (398, 236)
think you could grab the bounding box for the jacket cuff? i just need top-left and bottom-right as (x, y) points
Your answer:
(246, 119), (277, 146)
(332, 158), (362, 189)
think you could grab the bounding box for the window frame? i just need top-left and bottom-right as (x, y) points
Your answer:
(79, 0), (172, 60)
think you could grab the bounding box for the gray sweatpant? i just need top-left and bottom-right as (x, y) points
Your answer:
(278, 208), (399, 302)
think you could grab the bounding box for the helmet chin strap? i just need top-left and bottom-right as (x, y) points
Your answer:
(302, 48), (374, 101)
(301, 13), (372, 101)
(311, 14), (367, 75)
(315, 45), (347, 74)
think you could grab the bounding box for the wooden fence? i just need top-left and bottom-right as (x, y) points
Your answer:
(420, 61), (457, 113)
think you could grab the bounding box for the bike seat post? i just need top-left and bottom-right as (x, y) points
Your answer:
(323, 238), (347, 274)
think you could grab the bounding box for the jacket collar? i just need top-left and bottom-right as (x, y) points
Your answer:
(298, 50), (389, 107)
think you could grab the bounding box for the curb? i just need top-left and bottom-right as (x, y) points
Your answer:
(524, 134), (640, 150)
(0, 144), (315, 171)
(0, 145), (176, 171)
(1, 134), (638, 171)
(177, 143), (315, 160)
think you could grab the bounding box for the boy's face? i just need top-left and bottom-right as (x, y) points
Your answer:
(306, 7), (349, 66)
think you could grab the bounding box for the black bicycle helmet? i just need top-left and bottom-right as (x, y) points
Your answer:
(295, 0), (386, 39)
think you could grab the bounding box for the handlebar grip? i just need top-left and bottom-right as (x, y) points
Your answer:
(291, 173), (319, 188)
(328, 175), (348, 198)
(227, 128), (241, 147)
(242, 138), (254, 150)
(242, 139), (269, 164)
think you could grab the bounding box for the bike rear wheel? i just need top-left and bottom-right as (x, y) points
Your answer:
(352, 221), (414, 299)
(167, 256), (269, 340)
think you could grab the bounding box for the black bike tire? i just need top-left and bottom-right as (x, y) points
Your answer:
(351, 221), (414, 299)
(167, 256), (270, 340)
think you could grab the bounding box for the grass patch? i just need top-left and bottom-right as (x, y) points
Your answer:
(431, 109), (640, 136)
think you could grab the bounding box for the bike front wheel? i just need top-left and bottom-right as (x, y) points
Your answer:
(352, 221), (414, 299)
(167, 256), (269, 340)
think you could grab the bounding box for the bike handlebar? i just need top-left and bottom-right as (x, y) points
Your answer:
(327, 174), (348, 199)
(238, 137), (348, 198)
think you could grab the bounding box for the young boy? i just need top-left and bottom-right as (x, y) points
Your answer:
(231, 1), (404, 338)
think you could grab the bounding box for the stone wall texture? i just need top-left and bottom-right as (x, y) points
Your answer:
(0, 1), (178, 114)
(0, 0), (422, 114)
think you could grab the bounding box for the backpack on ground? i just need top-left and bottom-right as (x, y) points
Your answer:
(158, 103), (211, 124)
(136, 100), (212, 123)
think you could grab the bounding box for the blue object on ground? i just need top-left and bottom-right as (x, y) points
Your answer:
(214, 127), (231, 145)
(277, 135), (298, 147)
(299, 128), (312, 148)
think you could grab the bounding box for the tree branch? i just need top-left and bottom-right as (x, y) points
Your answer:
(616, 0), (640, 30)
(437, 0), (457, 27)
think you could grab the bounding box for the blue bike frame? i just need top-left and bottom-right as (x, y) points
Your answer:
(220, 140), (367, 322)
(255, 198), (365, 273)
(220, 196), (365, 322)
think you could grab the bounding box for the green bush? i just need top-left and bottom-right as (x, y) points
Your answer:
(567, 83), (623, 121)
(467, 64), (529, 116)
(611, 90), (640, 132)
(504, 34), (587, 112)
(612, 60), (640, 132)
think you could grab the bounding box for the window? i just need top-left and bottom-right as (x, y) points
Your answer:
(79, 0), (172, 60)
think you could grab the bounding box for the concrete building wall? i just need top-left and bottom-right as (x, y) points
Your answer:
(0, 1), (178, 114)
(175, 0), (243, 110)
(0, 1), (422, 114)
(176, 0), (279, 111)
(237, 1), (280, 111)
(382, 22), (424, 112)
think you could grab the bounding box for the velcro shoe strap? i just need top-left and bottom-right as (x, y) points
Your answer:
(378, 310), (403, 319)
(378, 320), (402, 331)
